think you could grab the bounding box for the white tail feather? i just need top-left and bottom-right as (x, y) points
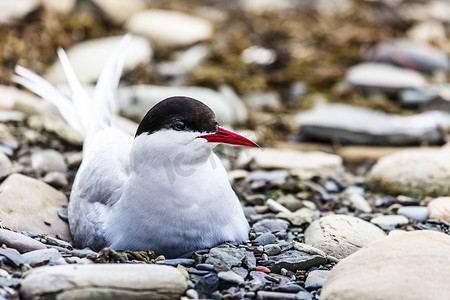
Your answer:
(13, 34), (132, 147)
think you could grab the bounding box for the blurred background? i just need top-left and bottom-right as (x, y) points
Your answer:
(2, 0), (450, 156)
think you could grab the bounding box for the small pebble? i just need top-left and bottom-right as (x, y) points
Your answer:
(256, 266), (271, 273)
(263, 244), (282, 256)
(186, 288), (199, 299)
(218, 271), (244, 284)
(255, 232), (277, 246)
(294, 291), (313, 300)
(196, 263), (214, 271)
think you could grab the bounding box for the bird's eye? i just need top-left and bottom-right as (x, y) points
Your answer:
(172, 120), (187, 131)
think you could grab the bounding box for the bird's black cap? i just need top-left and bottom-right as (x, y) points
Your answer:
(135, 96), (218, 137)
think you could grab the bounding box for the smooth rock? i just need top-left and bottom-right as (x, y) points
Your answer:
(117, 84), (246, 126)
(397, 206), (429, 222)
(156, 44), (210, 76)
(253, 219), (290, 234)
(263, 244), (282, 256)
(270, 250), (327, 273)
(43, 171), (69, 187)
(370, 215), (409, 231)
(125, 9), (213, 48)
(0, 152), (13, 179)
(296, 104), (449, 146)
(267, 199), (290, 213)
(0, 0), (38, 24)
(367, 148), (450, 197)
(277, 208), (315, 226)
(248, 170), (289, 183)
(277, 194), (303, 212)
(41, 115), (83, 145)
(22, 248), (62, 265)
(407, 21), (447, 46)
(0, 229), (46, 253)
(0, 110), (25, 122)
(365, 40), (449, 73)
(164, 258), (195, 267)
(0, 249), (25, 267)
(238, 148), (343, 178)
(275, 284), (305, 293)
(31, 149), (66, 176)
(231, 266), (248, 279)
(321, 230), (450, 300)
(91, 0), (145, 23)
(305, 215), (386, 259)
(428, 197), (450, 222)
(0, 173), (70, 240)
(243, 92), (281, 110)
(46, 36), (152, 84)
(346, 193), (372, 213)
(255, 233), (277, 246)
(218, 271), (244, 284)
(294, 291), (313, 300)
(305, 270), (329, 286)
(345, 63), (426, 93)
(20, 264), (187, 299)
(206, 247), (246, 269)
(194, 273), (219, 299)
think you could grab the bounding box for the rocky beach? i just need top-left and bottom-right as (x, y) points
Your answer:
(1, 0), (450, 299)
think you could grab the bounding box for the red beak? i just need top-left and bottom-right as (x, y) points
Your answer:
(199, 126), (259, 148)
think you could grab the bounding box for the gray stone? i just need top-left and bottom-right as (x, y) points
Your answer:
(367, 148), (450, 197)
(370, 215), (409, 231)
(20, 264), (187, 299)
(231, 267), (248, 279)
(296, 104), (449, 146)
(238, 148), (343, 178)
(295, 291), (313, 300)
(253, 219), (290, 234)
(277, 208), (315, 226)
(45, 36), (152, 84)
(321, 230), (450, 300)
(293, 241), (326, 257)
(255, 232), (277, 246)
(305, 270), (329, 286)
(397, 206), (428, 222)
(244, 251), (257, 270)
(31, 149), (66, 176)
(71, 249), (97, 258)
(0, 229), (46, 253)
(0, 277), (21, 288)
(125, 10), (213, 48)
(45, 236), (73, 250)
(305, 215), (386, 259)
(206, 247), (246, 269)
(43, 171), (69, 187)
(22, 248), (62, 265)
(263, 244), (282, 256)
(0, 173), (70, 240)
(267, 199), (291, 213)
(218, 271), (244, 284)
(248, 170), (289, 183)
(270, 250), (327, 273)
(117, 84), (246, 126)
(277, 194), (303, 212)
(345, 62), (426, 93)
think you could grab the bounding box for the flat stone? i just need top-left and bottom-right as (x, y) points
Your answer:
(270, 250), (327, 273)
(345, 62), (426, 93)
(0, 173), (70, 240)
(294, 291), (313, 300)
(45, 36), (152, 84)
(397, 206), (429, 222)
(253, 219), (290, 234)
(321, 230), (450, 300)
(31, 149), (67, 176)
(293, 241), (326, 257)
(296, 104), (449, 146)
(231, 266), (248, 279)
(22, 248), (62, 265)
(305, 270), (329, 286)
(256, 290), (297, 299)
(346, 193), (372, 213)
(125, 9), (213, 48)
(0, 229), (46, 253)
(206, 247), (247, 269)
(365, 40), (449, 73)
(238, 148), (343, 178)
(267, 199), (291, 213)
(277, 194), (303, 212)
(0, 249), (25, 267)
(164, 258), (195, 267)
(43, 171), (69, 187)
(370, 215), (409, 231)
(156, 44), (210, 76)
(117, 84), (246, 126)
(263, 244), (282, 256)
(367, 148), (450, 197)
(277, 208), (315, 226)
(255, 232), (277, 246)
(218, 271), (244, 284)
(20, 264), (187, 299)
(428, 197), (450, 222)
(305, 215), (386, 259)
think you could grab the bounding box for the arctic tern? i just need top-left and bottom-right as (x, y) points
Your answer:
(14, 35), (259, 258)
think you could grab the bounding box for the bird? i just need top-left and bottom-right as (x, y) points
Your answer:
(14, 35), (259, 258)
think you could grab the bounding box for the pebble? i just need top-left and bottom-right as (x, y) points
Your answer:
(256, 291), (297, 300)
(305, 270), (329, 286)
(125, 9), (213, 48)
(270, 250), (327, 273)
(196, 263), (214, 271)
(277, 194), (303, 212)
(156, 44), (210, 77)
(294, 291), (313, 300)
(292, 241), (326, 258)
(41, 115), (83, 146)
(275, 284), (306, 293)
(428, 197), (450, 222)
(164, 258), (196, 267)
(194, 273), (219, 299)
(0, 0), (39, 24)
(367, 148), (450, 197)
(344, 63), (426, 93)
(320, 230), (450, 300)
(218, 271), (245, 284)
(206, 247), (247, 269)
(243, 91), (281, 110)
(71, 249), (97, 258)
(255, 232), (277, 246)
(20, 264), (187, 299)
(0, 249), (25, 267)
(346, 193), (372, 213)
(117, 84), (246, 126)
(263, 244), (281, 256)
(370, 215), (409, 231)
(248, 170), (290, 183)
(266, 199), (291, 214)
(0, 110), (25, 122)
(45, 36), (152, 84)
(90, 0), (145, 24)
(185, 288), (199, 299)
(238, 148), (343, 178)
(277, 208), (316, 226)
(231, 266), (248, 279)
(305, 214), (386, 259)
(22, 248), (62, 265)
(45, 236), (72, 250)
(253, 219), (290, 234)
(0, 229), (46, 253)
(0, 173), (70, 240)
(43, 171), (69, 188)
(31, 149), (66, 176)
(365, 39), (449, 74)
(397, 206), (429, 222)
(296, 104), (449, 146)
